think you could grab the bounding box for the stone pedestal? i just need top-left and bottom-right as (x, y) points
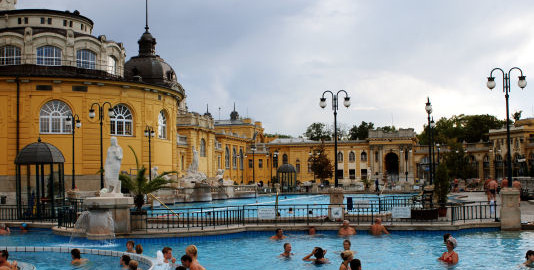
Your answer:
(189, 183), (212, 202)
(84, 196), (133, 236)
(500, 188), (521, 230)
(328, 187), (345, 221)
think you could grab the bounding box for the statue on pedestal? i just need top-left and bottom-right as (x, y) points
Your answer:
(104, 137), (123, 194)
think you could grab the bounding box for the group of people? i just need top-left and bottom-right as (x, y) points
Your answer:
(484, 178), (522, 202)
(160, 245), (206, 270)
(0, 250), (16, 270)
(126, 240), (144, 255)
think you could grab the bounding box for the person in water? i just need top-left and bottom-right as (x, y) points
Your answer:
(443, 233), (451, 243)
(0, 250), (17, 270)
(126, 240), (135, 253)
(185, 245), (205, 270)
(135, 244), (143, 254)
(342, 239), (356, 255)
(524, 250), (534, 267)
(350, 258), (362, 270)
(120, 254), (131, 269)
(303, 247), (329, 264)
(128, 260), (138, 270)
(162, 247), (176, 265)
(280, 243), (294, 257)
(338, 220), (356, 236)
(0, 224), (10, 235)
(438, 237), (458, 265)
(270, 228), (287, 240)
(339, 250), (353, 270)
(370, 218), (389, 235)
(70, 249), (88, 266)
(308, 226), (316, 235)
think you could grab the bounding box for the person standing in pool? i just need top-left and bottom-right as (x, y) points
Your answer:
(162, 247), (177, 265)
(303, 247), (329, 264)
(339, 250), (353, 270)
(370, 218), (389, 235)
(185, 245), (205, 270)
(524, 250), (534, 267)
(0, 250), (16, 270)
(70, 248), (88, 266)
(438, 237), (458, 265)
(342, 240), (356, 255)
(270, 228), (287, 240)
(350, 258), (362, 270)
(338, 220), (356, 236)
(126, 240), (135, 253)
(280, 243), (294, 257)
(135, 244), (143, 254)
(308, 226), (316, 235)
(0, 224), (9, 235)
(120, 254), (131, 269)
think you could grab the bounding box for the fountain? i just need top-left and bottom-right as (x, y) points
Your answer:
(179, 146), (212, 202)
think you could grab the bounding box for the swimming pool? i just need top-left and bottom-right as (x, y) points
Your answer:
(2, 228), (533, 269)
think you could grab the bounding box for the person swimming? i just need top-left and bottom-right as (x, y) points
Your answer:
(280, 243), (293, 258)
(70, 249), (88, 266)
(303, 247), (329, 264)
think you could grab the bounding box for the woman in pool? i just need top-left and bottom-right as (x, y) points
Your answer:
(524, 250), (534, 267)
(302, 247), (329, 264)
(339, 250), (353, 270)
(438, 237), (458, 265)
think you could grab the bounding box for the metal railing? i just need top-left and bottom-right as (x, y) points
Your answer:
(0, 198), (84, 224)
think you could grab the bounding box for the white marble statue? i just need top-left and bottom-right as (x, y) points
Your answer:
(151, 166), (159, 179)
(104, 137), (123, 194)
(187, 146), (199, 173)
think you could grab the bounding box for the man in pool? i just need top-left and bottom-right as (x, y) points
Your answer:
(163, 247), (177, 265)
(0, 224), (9, 235)
(280, 243), (293, 257)
(180, 254), (192, 269)
(185, 245), (205, 270)
(370, 218), (389, 235)
(338, 220), (356, 236)
(308, 226), (316, 235)
(70, 248), (88, 266)
(120, 254), (131, 269)
(270, 228), (287, 240)
(0, 250), (16, 270)
(126, 240), (135, 253)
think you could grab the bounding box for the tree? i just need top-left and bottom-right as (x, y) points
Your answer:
(513, 110), (522, 122)
(310, 143), (333, 185)
(434, 163), (450, 205)
(119, 146), (176, 211)
(349, 121), (375, 140)
(304, 122), (332, 141)
(377, 125), (396, 133)
(441, 143), (477, 180)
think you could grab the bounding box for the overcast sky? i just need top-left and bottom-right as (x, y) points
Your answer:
(17, 0), (534, 136)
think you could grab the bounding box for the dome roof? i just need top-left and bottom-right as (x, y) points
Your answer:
(15, 138), (65, 164)
(277, 164), (296, 174)
(124, 29), (183, 92)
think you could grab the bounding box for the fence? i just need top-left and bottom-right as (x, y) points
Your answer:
(0, 198), (84, 224)
(131, 200), (499, 232)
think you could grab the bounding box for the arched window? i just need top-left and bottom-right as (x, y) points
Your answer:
(200, 139), (206, 157)
(296, 159), (301, 173)
(225, 147), (230, 169)
(107, 56), (117, 75)
(361, 152), (367, 162)
(483, 155), (489, 162)
(39, 100), (72, 134)
(76, 49), (96, 69)
(110, 104), (133, 136)
(349, 151), (356, 162)
(282, 154), (288, 165)
(239, 149), (244, 170)
(232, 147), (237, 169)
(0, 46), (21, 65)
(37, 46), (62, 66)
(337, 152), (343, 163)
(158, 110), (167, 139)
(495, 154), (503, 161)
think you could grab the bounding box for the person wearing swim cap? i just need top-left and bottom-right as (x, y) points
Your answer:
(20, 223), (27, 233)
(438, 237), (458, 265)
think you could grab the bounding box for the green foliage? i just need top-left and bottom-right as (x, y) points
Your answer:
(377, 125), (397, 133)
(434, 163), (450, 204)
(417, 114), (505, 144)
(309, 143), (333, 184)
(513, 110), (522, 122)
(349, 121), (375, 140)
(441, 143), (477, 180)
(119, 146), (176, 211)
(304, 122), (332, 141)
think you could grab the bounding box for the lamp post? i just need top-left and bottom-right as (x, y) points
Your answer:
(430, 117), (436, 178)
(251, 145), (256, 184)
(436, 143), (440, 165)
(144, 125), (155, 181)
(89, 102), (115, 189)
(401, 147), (410, 182)
(319, 90), (351, 187)
(487, 67), (527, 187)
(271, 150), (278, 186)
(425, 97), (434, 185)
(66, 114), (81, 189)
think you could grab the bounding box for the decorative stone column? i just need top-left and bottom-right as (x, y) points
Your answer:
(500, 188), (521, 230)
(84, 196), (133, 238)
(328, 187), (345, 221)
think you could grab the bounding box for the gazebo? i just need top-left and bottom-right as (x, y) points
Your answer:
(14, 138), (65, 219)
(277, 164), (297, 192)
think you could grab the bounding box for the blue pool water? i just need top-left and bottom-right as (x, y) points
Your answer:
(2, 228), (534, 269)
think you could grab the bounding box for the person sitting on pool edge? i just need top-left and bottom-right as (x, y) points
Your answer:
(370, 218), (389, 235)
(338, 220), (356, 236)
(303, 247), (329, 264)
(280, 243), (294, 258)
(185, 245), (205, 270)
(0, 250), (17, 270)
(126, 240), (135, 253)
(270, 228), (287, 240)
(438, 237), (458, 265)
(71, 248), (88, 266)
(524, 250), (534, 267)
(120, 254), (131, 269)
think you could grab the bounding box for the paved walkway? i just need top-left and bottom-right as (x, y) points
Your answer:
(452, 191), (534, 223)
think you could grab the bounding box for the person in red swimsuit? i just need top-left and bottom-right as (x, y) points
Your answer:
(438, 237), (458, 265)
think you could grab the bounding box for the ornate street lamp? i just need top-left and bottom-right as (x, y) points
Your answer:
(89, 102), (114, 189)
(319, 90), (351, 187)
(425, 97), (434, 185)
(251, 144), (257, 183)
(144, 125), (155, 181)
(66, 114), (81, 189)
(487, 67), (527, 187)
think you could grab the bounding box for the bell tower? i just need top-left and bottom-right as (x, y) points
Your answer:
(0, 0), (17, 11)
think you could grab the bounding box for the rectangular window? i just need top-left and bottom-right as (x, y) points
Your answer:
(24, 17), (28, 24)
(81, 24), (84, 30)
(36, 85), (53, 91)
(349, 169), (356, 179)
(69, 21), (73, 27)
(47, 18), (52, 25)
(63, 20), (67, 26)
(258, 159), (263, 168)
(336, 169), (344, 179)
(72, 85), (88, 92)
(40, 17), (45, 24)
(248, 159), (253, 169)
(296, 163), (300, 173)
(18, 18), (21, 24)
(361, 169), (368, 180)
(217, 156), (221, 169)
